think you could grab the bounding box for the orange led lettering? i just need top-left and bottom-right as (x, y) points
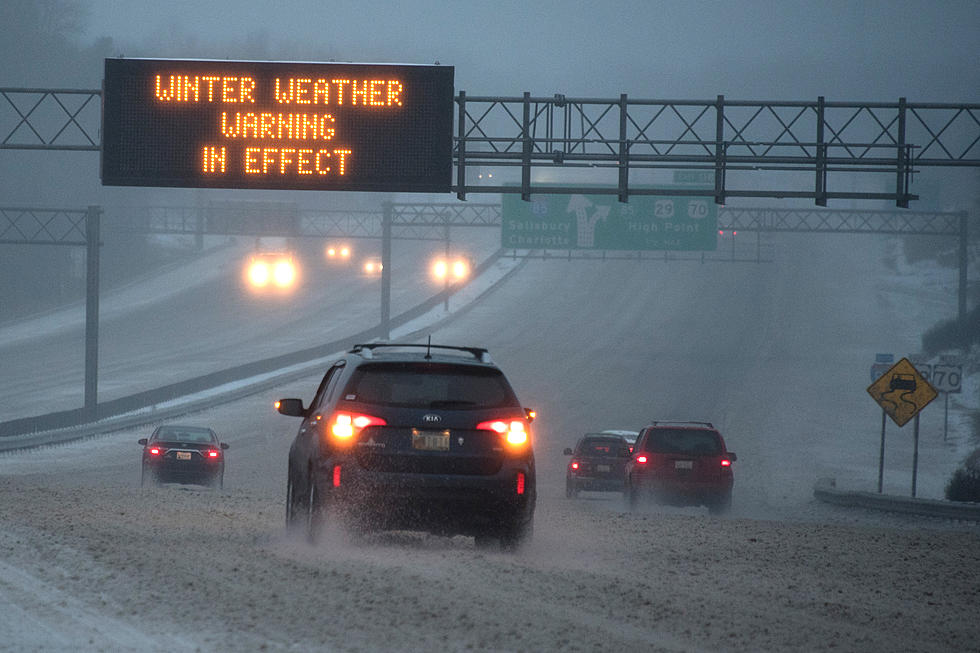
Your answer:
(367, 80), (384, 106)
(320, 114), (335, 139)
(333, 149), (351, 174)
(313, 79), (330, 104)
(294, 78), (312, 104)
(274, 78), (290, 103)
(297, 149), (314, 174)
(279, 148), (295, 174)
(222, 77), (238, 103)
(259, 113), (276, 139)
(242, 113), (259, 138)
(331, 79), (350, 104)
(202, 146), (226, 173)
(300, 114), (317, 139)
(316, 150), (330, 174)
(239, 77), (255, 103)
(268, 77), (402, 107)
(387, 80), (403, 106)
(220, 112), (335, 140)
(262, 148), (276, 173)
(202, 76), (221, 101)
(351, 80), (369, 105)
(220, 112), (240, 137)
(277, 113), (293, 139)
(239, 148), (351, 175)
(181, 76), (200, 102)
(244, 147), (261, 174)
(155, 75), (175, 101)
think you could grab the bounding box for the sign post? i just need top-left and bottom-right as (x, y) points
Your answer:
(931, 358), (963, 441)
(867, 357), (938, 496)
(871, 353), (893, 493)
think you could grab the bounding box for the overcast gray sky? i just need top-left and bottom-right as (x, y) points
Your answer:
(81, 0), (980, 102)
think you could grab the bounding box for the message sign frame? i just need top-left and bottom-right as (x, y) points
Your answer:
(101, 58), (454, 193)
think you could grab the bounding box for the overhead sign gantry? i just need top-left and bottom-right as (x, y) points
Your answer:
(101, 58), (454, 192)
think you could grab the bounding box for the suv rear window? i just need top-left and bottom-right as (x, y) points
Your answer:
(578, 437), (629, 457)
(344, 362), (517, 409)
(643, 428), (722, 456)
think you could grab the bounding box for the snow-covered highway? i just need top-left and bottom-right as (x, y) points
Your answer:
(1, 228), (978, 652)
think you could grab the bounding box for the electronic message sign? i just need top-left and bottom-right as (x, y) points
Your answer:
(101, 58), (454, 192)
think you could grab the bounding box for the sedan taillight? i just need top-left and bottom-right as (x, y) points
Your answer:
(149, 447), (161, 456)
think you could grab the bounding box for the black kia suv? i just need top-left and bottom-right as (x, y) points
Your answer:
(276, 343), (536, 549)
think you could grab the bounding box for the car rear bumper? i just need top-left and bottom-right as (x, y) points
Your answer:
(144, 460), (222, 482)
(314, 456), (535, 534)
(635, 475), (732, 504)
(567, 475), (625, 492)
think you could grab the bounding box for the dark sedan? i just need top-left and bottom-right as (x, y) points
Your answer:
(139, 425), (228, 488)
(564, 433), (633, 498)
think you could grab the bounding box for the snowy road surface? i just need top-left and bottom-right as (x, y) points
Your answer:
(1, 230), (978, 651)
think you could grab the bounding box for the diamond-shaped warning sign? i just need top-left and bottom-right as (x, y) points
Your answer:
(867, 357), (938, 427)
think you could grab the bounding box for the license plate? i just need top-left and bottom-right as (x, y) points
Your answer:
(412, 429), (450, 451)
(176, 451), (192, 461)
(597, 464), (611, 473)
(674, 460), (693, 470)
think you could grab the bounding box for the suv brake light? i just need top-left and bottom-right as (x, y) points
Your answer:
(330, 412), (387, 442)
(635, 455), (648, 464)
(476, 418), (529, 446)
(721, 458), (732, 467)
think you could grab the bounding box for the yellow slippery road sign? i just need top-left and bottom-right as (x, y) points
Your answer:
(867, 357), (938, 427)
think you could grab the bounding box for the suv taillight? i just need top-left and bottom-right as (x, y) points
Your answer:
(329, 412), (387, 443)
(476, 418), (529, 447)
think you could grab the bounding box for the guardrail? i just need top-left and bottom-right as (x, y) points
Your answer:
(813, 477), (980, 522)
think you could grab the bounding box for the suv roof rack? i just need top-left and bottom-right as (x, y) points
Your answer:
(649, 420), (715, 429)
(350, 342), (492, 363)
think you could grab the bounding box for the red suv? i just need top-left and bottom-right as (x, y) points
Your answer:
(624, 422), (736, 514)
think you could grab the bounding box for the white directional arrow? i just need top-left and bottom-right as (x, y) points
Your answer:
(567, 194), (609, 247)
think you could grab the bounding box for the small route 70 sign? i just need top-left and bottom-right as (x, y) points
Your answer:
(930, 364), (963, 393)
(867, 357), (939, 427)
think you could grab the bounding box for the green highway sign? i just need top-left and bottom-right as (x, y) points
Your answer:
(502, 190), (717, 251)
(673, 170), (715, 185)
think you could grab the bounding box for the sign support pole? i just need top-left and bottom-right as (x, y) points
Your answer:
(877, 408), (886, 493)
(944, 392), (949, 441)
(911, 413), (920, 498)
(84, 205), (101, 419)
(380, 202), (392, 340)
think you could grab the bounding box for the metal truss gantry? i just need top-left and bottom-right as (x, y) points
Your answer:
(0, 205), (103, 414)
(90, 201), (974, 324)
(3, 87), (979, 206)
(115, 202), (503, 242)
(454, 94), (980, 206)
